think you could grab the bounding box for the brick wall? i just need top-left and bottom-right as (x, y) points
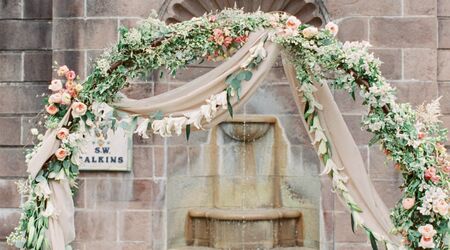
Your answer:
(0, 0), (447, 249)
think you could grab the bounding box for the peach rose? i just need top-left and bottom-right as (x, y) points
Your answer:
(418, 131), (426, 139)
(49, 93), (62, 104)
(71, 102), (87, 117)
(325, 22), (339, 36)
(61, 92), (72, 105)
(419, 236), (435, 249)
(302, 26), (319, 39)
(55, 148), (68, 161)
(56, 128), (70, 140)
(49, 79), (63, 92)
(65, 80), (75, 90)
(57, 65), (69, 77)
(402, 197), (415, 210)
(418, 224), (437, 239)
(433, 199), (448, 216)
(45, 105), (59, 115)
(286, 16), (301, 30)
(443, 165), (450, 173)
(75, 83), (83, 92)
(65, 70), (76, 80)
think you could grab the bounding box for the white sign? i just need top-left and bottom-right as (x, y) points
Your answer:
(79, 127), (132, 171)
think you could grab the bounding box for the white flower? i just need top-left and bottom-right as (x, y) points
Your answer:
(151, 118), (168, 137)
(30, 128), (39, 136)
(41, 200), (56, 218)
(166, 117), (187, 136)
(49, 80), (63, 92)
(241, 40), (267, 68)
(135, 118), (151, 139)
(97, 58), (110, 76)
(200, 104), (213, 122)
(325, 22), (339, 36)
(215, 91), (228, 109)
(185, 110), (204, 129)
(35, 181), (52, 199)
(302, 26), (319, 39)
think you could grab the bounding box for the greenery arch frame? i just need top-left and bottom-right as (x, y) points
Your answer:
(7, 9), (449, 250)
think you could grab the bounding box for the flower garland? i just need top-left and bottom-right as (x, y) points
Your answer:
(8, 9), (449, 250)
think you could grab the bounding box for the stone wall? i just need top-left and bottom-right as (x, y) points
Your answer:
(0, 0), (447, 250)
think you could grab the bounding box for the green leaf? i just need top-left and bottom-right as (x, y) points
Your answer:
(152, 111), (164, 120)
(368, 231), (378, 250)
(63, 160), (70, 170)
(368, 135), (380, 146)
(350, 213), (356, 234)
(186, 124), (191, 141)
(236, 71), (248, 81)
(226, 88), (233, 118)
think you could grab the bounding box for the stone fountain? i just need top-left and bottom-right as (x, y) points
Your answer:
(168, 116), (319, 250)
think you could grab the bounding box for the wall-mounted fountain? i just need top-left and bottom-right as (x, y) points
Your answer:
(168, 115), (320, 250)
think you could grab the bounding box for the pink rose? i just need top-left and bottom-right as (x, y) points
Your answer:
(286, 16), (301, 30)
(418, 224), (437, 239)
(71, 102), (87, 117)
(65, 70), (76, 80)
(208, 15), (217, 22)
(57, 65), (69, 77)
(443, 165), (450, 173)
(61, 92), (72, 105)
(55, 148), (68, 161)
(223, 36), (233, 47)
(56, 128), (70, 140)
(45, 105), (59, 115)
(430, 174), (441, 183)
(234, 35), (248, 44)
(402, 197), (415, 210)
(49, 79), (63, 92)
(419, 236), (435, 249)
(49, 93), (62, 104)
(433, 199), (448, 216)
(325, 22), (339, 36)
(424, 167), (436, 181)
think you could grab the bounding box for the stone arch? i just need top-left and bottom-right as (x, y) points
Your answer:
(159, 0), (329, 26)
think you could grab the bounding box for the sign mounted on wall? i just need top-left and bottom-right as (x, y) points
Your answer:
(79, 127), (132, 171)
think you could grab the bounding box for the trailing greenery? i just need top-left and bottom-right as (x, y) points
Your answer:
(8, 9), (449, 250)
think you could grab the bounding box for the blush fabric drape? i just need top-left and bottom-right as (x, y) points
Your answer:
(27, 29), (399, 249)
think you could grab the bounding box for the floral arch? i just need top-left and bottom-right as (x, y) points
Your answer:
(7, 9), (449, 250)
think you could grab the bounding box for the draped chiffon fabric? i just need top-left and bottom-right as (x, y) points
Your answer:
(27, 30), (399, 249)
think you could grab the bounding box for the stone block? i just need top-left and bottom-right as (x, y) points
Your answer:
(133, 146), (153, 178)
(87, 0), (164, 17)
(24, 51), (52, 82)
(0, 117), (21, 146)
(245, 84), (299, 115)
(154, 146), (165, 177)
(438, 0), (450, 16)
(0, 179), (21, 208)
(188, 145), (214, 177)
(277, 115), (310, 145)
(74, 179), (85, 208)
(0, 1), (22, 18)
(404, 49), (437, 81)
(83, 242), (119, 250)
(167, 146), (188, 177)
(53, 50), (86, 79)
(325, 0), (401, 18)
(373, 180), (402, 208)
(404, 0), (437, 15)
(439, 19), (450, 48)
(369, 146), (401, 181)
(119, 211), (152, 241)
(438, 82), (450, 114)
(342, 115), (371, 145)
(334, 211), (367, 243)
(371, 48), (402, 80)
(337, 17), (369, 42)
(0, 84), (47, 113)
(438, 50), (450, 80)
(0, 53), (22, 81)
(334, 88), (367, 115)
(53, 19), (118, 50)
(441, 115), (450, 144)
(167, 176), (212, 208)
(0, 210), (20, 240)
(0, 148), (27, 177)
(370, 17), (437, 48)
(0, 20), (51, 50)
(86, 179), (162, 209)
(392, 81), (438, 106)
(53, 0), (85, 17)
(335, 243), (372, 250)
(75, 210), (117, 241)
(23, 0), (52, 19)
